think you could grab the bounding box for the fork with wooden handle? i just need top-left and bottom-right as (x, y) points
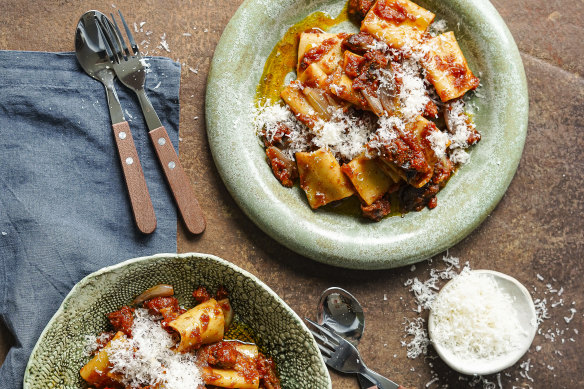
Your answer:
(96, 10), (206, 234)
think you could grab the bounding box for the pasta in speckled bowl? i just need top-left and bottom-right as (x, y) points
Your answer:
(23, 253), (331, 389)
(206, 0), (528, 269)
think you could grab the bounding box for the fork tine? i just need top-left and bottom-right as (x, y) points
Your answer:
(94, 16), (116, 62)
(95, 15), (122, 63)
(306, 326), (333, 360)
(305, 318), (341, 344)
(308, 329), (335, 354)
(315, 342), (333, 359)
(118, 10), (139, 55)
(103, 16), (125, 62)
(305, 318), (343, 357)
(110, 13), (131, 57)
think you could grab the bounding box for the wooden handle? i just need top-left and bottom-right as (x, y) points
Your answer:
(149, 126), (206, 234)
(112, 121), (157, 234)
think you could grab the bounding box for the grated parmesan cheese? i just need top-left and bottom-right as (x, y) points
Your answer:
(445, 99), (474, 150)
(367, 115), (401, 154)
(312, 108), (376, 160)
(402, 317), (430, 359)
(449, 148), (470, 165)
(375, 58), (430, 123)
(83, 332), (112, 356)
(252, 101), (376, 160)
(430, 271), (527, 361)
(252, 101), (311, 158)
(366, 39), (389, 52)
(427, 129), (449, 159)
(395, 59), (431, 121)
(105, 309), (203, 388)
(429, 19), (448, 37)
(159, 33), (171, 52)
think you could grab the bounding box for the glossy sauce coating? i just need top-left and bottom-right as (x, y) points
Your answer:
(255, 4), (349, 103)
(433, 54), (480, 91)
(299, 37), (339, 71)
(373, 0), (415, 23)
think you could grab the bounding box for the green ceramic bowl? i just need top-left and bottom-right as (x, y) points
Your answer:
(23, 253), (331, 388)
(206, 0), (528, 269)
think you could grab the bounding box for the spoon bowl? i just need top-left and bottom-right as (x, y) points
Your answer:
(317, 287), (365, 346)
(75, 11), (113, 82)
(428, 269), (537, 376)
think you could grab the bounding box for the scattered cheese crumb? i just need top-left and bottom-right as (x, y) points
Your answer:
(159, 33), (170, 52)
(402, 317), (429, 358)
(564, 308), (577, 324)
(429, 19), (448, 36)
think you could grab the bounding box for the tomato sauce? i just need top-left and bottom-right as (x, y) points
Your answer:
(373, 0), (415, 23)
(344, 53), (365, 78)
(298, 37), (338, 71)
(107, 306), (134, 337)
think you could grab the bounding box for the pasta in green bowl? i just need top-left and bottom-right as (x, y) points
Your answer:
(23, 253), (331, 389)
(206, 0), (528, 269)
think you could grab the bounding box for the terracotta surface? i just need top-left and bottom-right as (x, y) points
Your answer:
(0, 0), (582, 388)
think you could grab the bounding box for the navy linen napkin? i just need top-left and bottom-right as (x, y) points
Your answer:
(0, 51), (181, 388)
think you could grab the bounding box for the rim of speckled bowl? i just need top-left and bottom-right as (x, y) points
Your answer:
(23, 252), (332, 388)
(205, 0), (528, 269)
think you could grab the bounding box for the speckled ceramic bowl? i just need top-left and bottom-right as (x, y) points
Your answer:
(206, 0), (528, 269)
(23, 253), (331, 389)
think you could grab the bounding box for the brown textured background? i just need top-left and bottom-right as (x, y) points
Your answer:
(1, 0), (582, 387)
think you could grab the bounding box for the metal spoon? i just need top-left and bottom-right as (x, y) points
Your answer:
(75, 11), (156, 234)
(317, 287), (365, 346)
(317, 288), (376, 388)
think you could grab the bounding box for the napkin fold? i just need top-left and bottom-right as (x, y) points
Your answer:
(0, 51), (181, 388)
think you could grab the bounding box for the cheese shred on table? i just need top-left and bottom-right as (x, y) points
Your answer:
(431, 271), (527, 360)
